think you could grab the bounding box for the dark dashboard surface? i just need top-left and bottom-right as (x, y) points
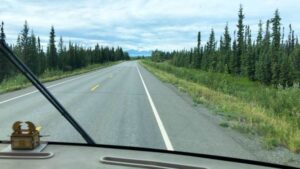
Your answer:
(0, 142), (290, 169)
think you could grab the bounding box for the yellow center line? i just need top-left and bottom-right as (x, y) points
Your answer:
(91, 84), (100, 92)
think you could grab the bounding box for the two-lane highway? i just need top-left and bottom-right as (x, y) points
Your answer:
(0, 61), (256, 160)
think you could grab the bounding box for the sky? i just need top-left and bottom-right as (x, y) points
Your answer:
(1, 0), (300, 56)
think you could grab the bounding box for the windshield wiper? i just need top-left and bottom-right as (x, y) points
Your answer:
(0, 39), (95, 145)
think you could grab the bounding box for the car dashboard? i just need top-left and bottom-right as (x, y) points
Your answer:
(0, 142), (287, 169)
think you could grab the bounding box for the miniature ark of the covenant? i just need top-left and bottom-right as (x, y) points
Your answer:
(10, 121), (40, 150)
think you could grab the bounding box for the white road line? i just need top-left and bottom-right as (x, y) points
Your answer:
(136, 66), (174, 151)
(0, 63), (121, 105)
(0, 75), (84, 105)
(0, 90), (38, 105)
(2, 63), (122, 106)
(0, 64), (121, 105)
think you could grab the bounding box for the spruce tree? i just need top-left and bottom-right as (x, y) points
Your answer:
(235, 4), (245, 74)
(58, 36), (64, 70)
(20, 21), (30, 63)
(287, 24), (295, 55)
(195, 31), (201, 68)
(28, 31), (39, 74)
(247, 27), (255, 80)
(95, 43), (100, 63)
(119, 47), (124, 60)
(281, 26), (285, 46)
(255, 20), (264, 80)
(230, 31), (237, 73)
(206, 29), (217, 71)
(263, 20), (272, 84)
(279, 53), (295, 87)
(0, 21), (6, 81)
(271, 9), (281, 85)
(68, 41), (75, 70)
(48, 26), (58, 69)
(217, 39), (225, 72)
(241, 25), (249, 76)
(37, 36), (46, 74)
(223, 23), (231, 72)
(197, 32), (201, 49)
(257, 20), (263, 45)
(0, 21), (5, 41)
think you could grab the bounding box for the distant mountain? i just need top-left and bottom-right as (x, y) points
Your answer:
(126, 50), (151, 57)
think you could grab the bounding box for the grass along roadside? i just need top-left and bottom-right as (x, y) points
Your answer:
(140, 60), (300, 153)
(0, 61), (121, 94)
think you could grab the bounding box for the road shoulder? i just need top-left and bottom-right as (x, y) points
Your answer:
(138, 62), (300, 167)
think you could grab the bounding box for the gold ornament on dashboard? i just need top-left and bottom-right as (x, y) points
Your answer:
(10, 121), (40, 150)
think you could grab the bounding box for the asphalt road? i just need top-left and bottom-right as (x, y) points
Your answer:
(0, 61), (256, 160)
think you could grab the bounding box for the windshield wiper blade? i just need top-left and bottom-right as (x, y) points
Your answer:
(0, 39), (95, 145)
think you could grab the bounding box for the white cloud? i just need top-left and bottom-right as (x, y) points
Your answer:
(0, 0), (299, 54)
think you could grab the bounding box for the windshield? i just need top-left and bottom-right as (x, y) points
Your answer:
(0, 0), (300, 168)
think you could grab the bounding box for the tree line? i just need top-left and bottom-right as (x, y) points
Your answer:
(0, 21), (129, 82)
(152, 5), (300, 87)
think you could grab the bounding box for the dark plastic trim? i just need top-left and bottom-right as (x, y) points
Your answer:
(101, 156), (207, 169)
(31, 141), (299, 169)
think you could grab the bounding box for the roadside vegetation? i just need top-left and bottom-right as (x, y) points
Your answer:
(152, 6), (300, 87)
(141, 60), (300, 153)
(0, 21), (130, 89)
(144, 5), (300, 153)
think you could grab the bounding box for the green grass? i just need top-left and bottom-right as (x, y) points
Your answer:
(0, 61), (121, 94)
(141, 60), (300, 153)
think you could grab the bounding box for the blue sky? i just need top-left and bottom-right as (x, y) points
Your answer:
(1, 0), (300, 56)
